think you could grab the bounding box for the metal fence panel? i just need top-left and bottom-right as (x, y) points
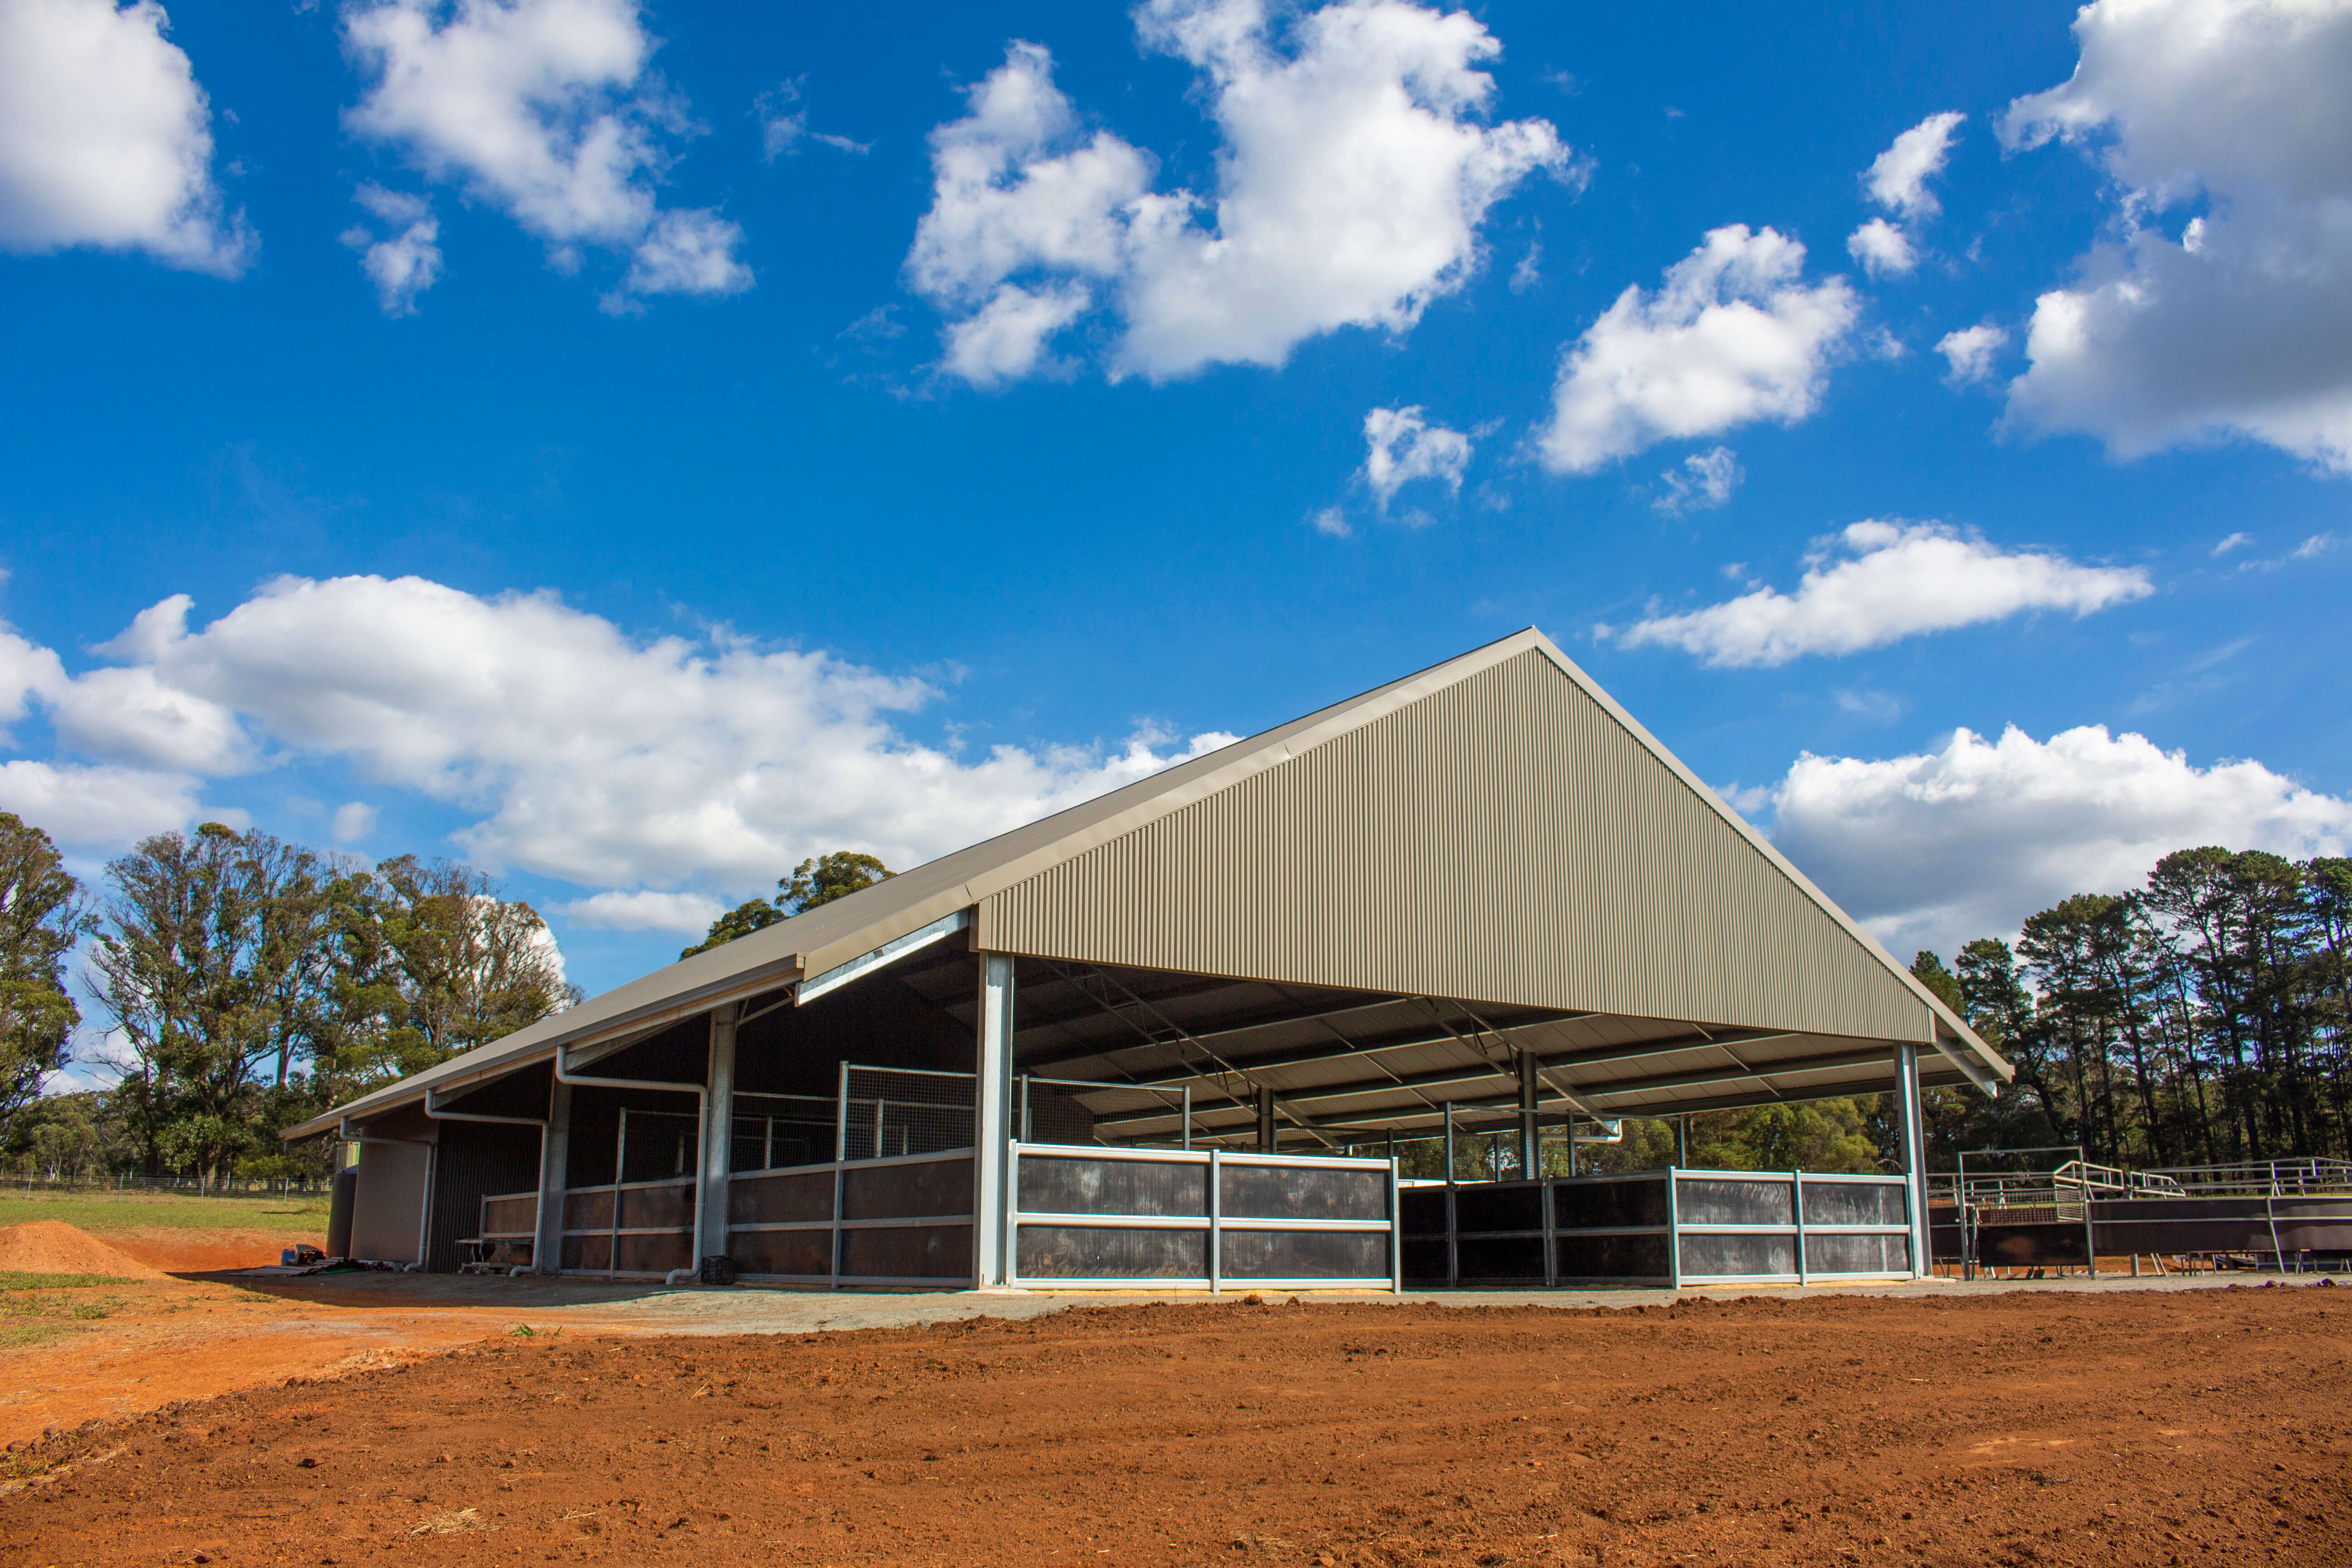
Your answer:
(1019, 1155), (1207, 1217)
(840, 1065), (975, 1162)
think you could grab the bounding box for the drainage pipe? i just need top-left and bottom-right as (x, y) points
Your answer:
(554, 1047), (709, 1287)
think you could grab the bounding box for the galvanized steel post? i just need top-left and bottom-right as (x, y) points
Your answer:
(697, 1003), (738, 1275)
(1517, 1050), (1540, 1179)
(532, 1076), (571, 1274)
(975, 953), (1017, 1287)
(1894, 1038), (1930, 1278)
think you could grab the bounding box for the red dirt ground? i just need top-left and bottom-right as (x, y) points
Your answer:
(4, 1285), (2346, 1568)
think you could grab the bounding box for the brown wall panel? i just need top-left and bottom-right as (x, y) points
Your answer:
(840, 1224), (973, 1279)
(729, 1169), (835, 1226)
(563, 1189), (613, 1231)
(617, 1181), (695, 1230)
(729, 1228), (834, 1276)
(615, 1231), (693, 1275)
(842, 1157), (974, 1221)
(481, 1194), (539, 1235)
(562, 1235), (612, 1273)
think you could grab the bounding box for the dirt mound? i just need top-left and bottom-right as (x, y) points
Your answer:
(0, 1221), (169, 1280)
(97, 1227), (315, 1274)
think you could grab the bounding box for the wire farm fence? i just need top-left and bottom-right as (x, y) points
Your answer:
(2, 1171), (333, 1197)
(730, 1093), (838, 1174)
(838, 1065), (975, 1161)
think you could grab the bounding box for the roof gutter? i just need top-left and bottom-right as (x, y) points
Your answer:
(282, 954), (805, 1143)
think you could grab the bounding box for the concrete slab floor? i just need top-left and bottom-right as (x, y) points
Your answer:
(220, 1265), (2343, 1336)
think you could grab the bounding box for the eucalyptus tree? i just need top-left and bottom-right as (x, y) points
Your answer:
(0, 813), (88, 1147)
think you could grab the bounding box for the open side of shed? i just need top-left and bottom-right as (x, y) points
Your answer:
(297, 629), (2010, 1291)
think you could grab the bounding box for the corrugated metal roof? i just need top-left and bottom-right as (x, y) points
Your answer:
(287, 628), (2005, 1140)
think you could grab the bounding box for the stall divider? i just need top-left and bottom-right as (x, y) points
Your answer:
(1007, 1143), (1396, 1292)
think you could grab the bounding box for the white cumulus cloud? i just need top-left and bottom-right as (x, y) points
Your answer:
(1536, 225), (1858, 473)
(559, 888), (725, 934)
(1845, 216), (1916, 279)
(1612, 518), (2153, 667)
(341, 0), (750, 310)
(905, 0), (1569, 385)
(1361, 406), (1470, 509)
(1998, 0), (2352, 471)
(0, 759), (224, 850)
(0, 0), (248, 271)
(1936, 323), (2007, 387)
(0, 577), (1239, 911)
(1767, 723), (2352, 958)
(1863, 110), (1964, 219)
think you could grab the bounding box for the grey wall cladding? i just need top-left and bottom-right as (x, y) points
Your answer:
(1019, 1225), (1206, 1279)
(1220, 1163), (1388, 1220)
(1020, 1156), (1206, 1217)
(1223, 1229), (1389, 1280)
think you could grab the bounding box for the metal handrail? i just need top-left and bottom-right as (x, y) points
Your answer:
(2146, 1159), (2352, 1197)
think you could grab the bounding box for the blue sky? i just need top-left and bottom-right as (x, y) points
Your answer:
(2, 0), (2348, 1026)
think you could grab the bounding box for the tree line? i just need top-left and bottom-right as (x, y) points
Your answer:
(0, 813), (578, 1187)
(1907, 847), (2352, 1171)
(5, 813), (2341, 1186)
(1412, 844), (2352, 1179)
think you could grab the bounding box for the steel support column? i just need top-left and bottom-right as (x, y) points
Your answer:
(1256, 1085), (1276, 1152)
(1518, 1049), (1540, 1178)
(697, 1002), (739, 1272)
(1894, 1037), (1931, 1278)
(975, 954), (1016, 1287)
(533, 1077), (570, 1275)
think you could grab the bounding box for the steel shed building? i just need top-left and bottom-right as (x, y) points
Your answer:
(287, 629), (2010, 1291)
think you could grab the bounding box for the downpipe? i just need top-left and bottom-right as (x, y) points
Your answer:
(554, 1047), (709, 1287)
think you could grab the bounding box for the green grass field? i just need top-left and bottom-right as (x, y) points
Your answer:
(0, 1188), (332, 1234)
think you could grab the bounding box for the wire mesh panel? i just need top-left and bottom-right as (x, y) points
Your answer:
(840, 1066), (975, 1161)
(731, 1093), (838, 1174)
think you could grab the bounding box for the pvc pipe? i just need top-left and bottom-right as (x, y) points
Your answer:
(554, 1046), (709, 1287)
